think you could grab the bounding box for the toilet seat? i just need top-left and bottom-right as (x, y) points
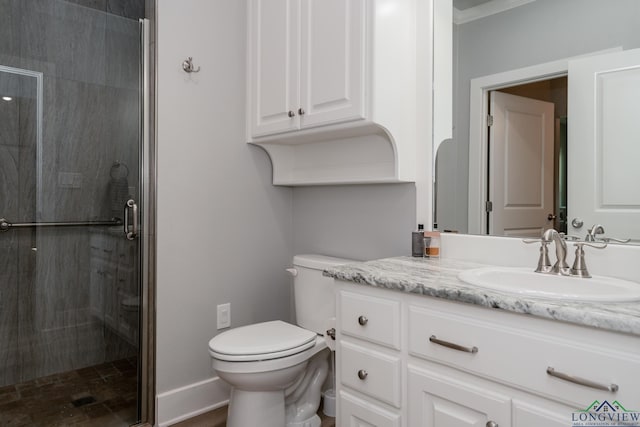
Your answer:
(209, 320), (317, 362)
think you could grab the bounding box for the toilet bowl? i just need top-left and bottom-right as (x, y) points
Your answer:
(208, 255), (353, 427)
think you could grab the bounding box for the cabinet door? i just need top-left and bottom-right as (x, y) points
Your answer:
(299, 0), (365, 128)
(408, 365), (511, 427)
(512, 398), (572, 427)
(340, 390), (401, 427)
(248, 0), (299, 137)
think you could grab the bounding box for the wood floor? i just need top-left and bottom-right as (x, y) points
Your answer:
(171, 404), (335, 427)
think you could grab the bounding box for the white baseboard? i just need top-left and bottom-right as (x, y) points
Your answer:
(156, 376), (230, 426)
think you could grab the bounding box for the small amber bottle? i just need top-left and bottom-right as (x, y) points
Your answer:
(424, 231), (441, 258)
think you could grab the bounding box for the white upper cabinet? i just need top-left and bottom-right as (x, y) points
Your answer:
(249, 0), (364, 138)
(299, 0), (365, 129)
(248, 0), (300, 136)
(247, 0), (433, 186)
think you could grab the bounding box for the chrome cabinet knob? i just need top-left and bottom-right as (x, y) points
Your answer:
(298, 107), (305, 115)
(571, 217), (584, 228)
(288, 110), (295, 118)
(357, 369), (368, 380)
(358, 315), (368, 326)
(486, 422), (498, 427)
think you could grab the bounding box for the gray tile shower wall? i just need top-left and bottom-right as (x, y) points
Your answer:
(0, 0), (143, 387)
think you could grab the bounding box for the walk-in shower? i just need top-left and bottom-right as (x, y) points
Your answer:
(0, 1), (153, 425)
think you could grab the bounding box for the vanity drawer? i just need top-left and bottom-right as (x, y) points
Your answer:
(339, 290), (401, 349)
(408, 304), (640, 405)
(340, 340), (402, 408)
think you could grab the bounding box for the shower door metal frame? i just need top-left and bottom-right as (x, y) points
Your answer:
(138, 16), (157, 427)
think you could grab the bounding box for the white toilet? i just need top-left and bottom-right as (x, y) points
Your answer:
(208, 254), (353, 427)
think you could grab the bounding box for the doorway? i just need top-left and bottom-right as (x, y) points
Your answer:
(486, 76), (567, 236)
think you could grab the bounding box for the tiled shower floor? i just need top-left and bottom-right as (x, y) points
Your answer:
(0, 357), (138, 427)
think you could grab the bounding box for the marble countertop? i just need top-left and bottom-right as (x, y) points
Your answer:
(324, 257), (640, 336)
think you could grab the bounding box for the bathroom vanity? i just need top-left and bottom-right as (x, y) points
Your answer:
(325, 257), (640, 427)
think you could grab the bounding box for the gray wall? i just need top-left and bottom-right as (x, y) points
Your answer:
(437, 0), (640, 233)
(155, 0), (418, 400)
(292, 184), (416, 261)
(156, 0), (295, 394)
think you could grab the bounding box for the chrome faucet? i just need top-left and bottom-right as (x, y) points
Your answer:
(541, 229), (571, 275)
(525, 228), (608, 278)
(585, 224), (630, 244)
(585, 224), (605, 242)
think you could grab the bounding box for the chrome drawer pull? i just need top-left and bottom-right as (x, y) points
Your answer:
(546, 367), (618, 392)
(358, 315), (368, 326)
(357, 369), (368, 380)
(486, 422), (498, 427)
(429, 335), (478, 354)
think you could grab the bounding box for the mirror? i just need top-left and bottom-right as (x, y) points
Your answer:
(435, 0), (640, 243)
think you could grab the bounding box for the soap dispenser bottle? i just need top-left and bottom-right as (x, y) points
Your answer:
(412, 224), (425, 257)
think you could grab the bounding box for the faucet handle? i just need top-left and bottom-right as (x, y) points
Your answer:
(601, 236), (631, 244)
(570, 242), (607, 278)
(576, 242), (607, 250)
(523, 239), (552, 273)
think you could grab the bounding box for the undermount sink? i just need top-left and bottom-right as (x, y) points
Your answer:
(458, 267), (640, 302)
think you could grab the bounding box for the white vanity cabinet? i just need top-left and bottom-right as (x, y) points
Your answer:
(337, 289), (404, 425)
(407, 364), (511, 427)
(246, 0), (434, 185)
(335, 281), (640, 427)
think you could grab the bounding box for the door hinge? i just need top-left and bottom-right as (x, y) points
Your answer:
(485, 200), (493, 212)
(487, 115), (494, 126)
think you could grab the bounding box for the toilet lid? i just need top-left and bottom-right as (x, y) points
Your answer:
(208, 320), (317, 362)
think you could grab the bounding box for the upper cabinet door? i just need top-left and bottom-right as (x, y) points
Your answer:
(568, 48), (640, 239)
(248, 0), (299, 137)
(298, 0), (365, 128)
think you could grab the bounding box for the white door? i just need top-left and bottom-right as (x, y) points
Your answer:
(568, 49), (640, 239)
(408, 366), (511, 427)
(489, 91), (555, 237)
(299, 0), (365, 128)
(248, 0), (299, 137)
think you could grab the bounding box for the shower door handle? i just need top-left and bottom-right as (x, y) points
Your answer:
(123, 199), (138, 240)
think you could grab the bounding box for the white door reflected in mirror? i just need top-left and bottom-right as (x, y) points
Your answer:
(568, 48), (640, 241)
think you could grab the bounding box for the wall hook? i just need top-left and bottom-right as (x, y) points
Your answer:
(182, 57), (200, 73)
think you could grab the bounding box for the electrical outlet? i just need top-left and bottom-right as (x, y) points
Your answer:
(217, 303), (230, 329)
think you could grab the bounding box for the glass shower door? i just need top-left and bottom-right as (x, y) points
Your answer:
(0, 2), (146, 425)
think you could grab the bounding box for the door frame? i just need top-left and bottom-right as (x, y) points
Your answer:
(467, 48), (621, 235)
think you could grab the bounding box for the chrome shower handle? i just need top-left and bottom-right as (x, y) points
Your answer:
(124, 199), (138, 240)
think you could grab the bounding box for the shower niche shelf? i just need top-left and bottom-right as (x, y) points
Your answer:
(246, 0), (432, 186)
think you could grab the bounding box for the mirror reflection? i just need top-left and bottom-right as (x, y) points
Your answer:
(435, 0), (640, 243)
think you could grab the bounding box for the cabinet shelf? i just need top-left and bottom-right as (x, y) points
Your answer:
(251, 121), (411, 186)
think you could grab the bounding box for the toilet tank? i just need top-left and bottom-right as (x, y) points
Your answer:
(292, 254), (354, 335)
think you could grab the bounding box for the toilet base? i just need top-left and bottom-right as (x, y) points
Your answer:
(287, 414), (321, 427)
(227, 389), (285, 427)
